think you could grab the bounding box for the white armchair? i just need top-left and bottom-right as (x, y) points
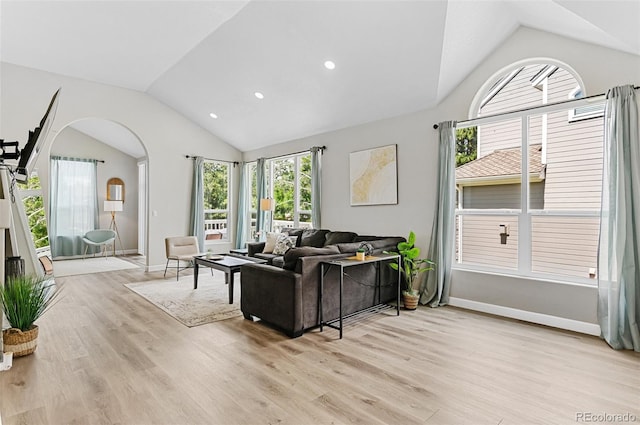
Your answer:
(164, 236), (201, 280)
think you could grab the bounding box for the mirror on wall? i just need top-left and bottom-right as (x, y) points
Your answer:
(107, 177), (125, 202)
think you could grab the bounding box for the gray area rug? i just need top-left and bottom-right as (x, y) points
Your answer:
(124, 271), (241, 327)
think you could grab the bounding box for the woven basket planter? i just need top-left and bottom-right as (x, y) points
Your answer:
(3, 325), (39, 357)
(402, 293), (419, 310)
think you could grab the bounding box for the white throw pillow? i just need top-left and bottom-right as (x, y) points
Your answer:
(272, 235), (297, 255)
(263, 232), (280, 253)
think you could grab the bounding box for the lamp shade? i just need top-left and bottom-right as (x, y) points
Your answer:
(260, 198), (275, 211)
(104, 200), (123, 212)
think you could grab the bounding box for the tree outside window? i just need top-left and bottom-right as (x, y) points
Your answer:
(269, 153), (312, 231)
(203, 161), (230, 241)
(18, 174), (49, 249)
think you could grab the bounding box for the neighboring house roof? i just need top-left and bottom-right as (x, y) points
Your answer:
(456, 144), (545, 185)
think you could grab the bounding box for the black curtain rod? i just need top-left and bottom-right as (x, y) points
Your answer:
(432, 85), (640, 129)
(51, 155), (104, 163)
(185, 155), (240, 166)
(264, 145), (326, 161)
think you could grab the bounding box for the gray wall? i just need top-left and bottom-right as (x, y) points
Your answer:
(1, 63), (242, 269)
(242, 27), (640, 332)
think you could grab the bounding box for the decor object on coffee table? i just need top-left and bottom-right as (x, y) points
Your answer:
(1, 274), (60, 357)
(385, 231), (435, 310)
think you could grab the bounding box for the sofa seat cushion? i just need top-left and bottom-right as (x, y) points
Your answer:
(324, 231), (358, 246)
(271, 256), (285, 268)
(254, 253), (281, 265)
(299, 229), (331, 248)
(283, 245), (340, 270)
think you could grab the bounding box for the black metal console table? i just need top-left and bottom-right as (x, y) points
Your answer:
(320, 253), (401, 339)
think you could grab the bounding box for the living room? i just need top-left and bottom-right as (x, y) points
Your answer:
(1, 1), (639, 424)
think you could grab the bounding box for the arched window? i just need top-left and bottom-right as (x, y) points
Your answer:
(454, 61), (604, 283)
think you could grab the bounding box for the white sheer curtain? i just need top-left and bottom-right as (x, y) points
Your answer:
(49, 156), (98, 257)
(598, 85), (640, 351)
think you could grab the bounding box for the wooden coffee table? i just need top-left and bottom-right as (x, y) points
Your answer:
(193, 254), (266, 304)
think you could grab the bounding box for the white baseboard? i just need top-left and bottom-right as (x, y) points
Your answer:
(448, 297), (601, 336)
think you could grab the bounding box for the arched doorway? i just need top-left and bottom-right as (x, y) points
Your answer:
(32, 118), (149, 275)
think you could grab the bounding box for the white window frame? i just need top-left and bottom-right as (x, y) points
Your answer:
(267, 152), (312, 231)
(17, 171), (49, 253)
(568, 86), (605, 122)
(454, 96), (605, 286)
(203, 160), (231, 243)
(245, 161), (258, 241)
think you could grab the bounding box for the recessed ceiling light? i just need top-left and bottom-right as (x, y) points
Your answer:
(254, 92), (264, 99)
(324, 60), (336, 70)
(209, 112), (218, 119)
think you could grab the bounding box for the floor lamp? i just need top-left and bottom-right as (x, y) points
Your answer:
(260, 198), (275, 234)
(104, 200), (124, 256)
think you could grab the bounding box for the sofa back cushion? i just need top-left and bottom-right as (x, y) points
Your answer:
(283, 245), (340, 270)
(299, 229), (331, 248)
(335, 242), (363, 254)
(324, 231), (358, 246)
(369, 237), (405, 250)
(335, 237), (405, 254)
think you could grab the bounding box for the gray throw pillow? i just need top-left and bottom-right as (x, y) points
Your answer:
(299, 229), (331, 248)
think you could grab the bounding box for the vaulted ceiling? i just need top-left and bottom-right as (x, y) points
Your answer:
(2, 1), (639, 155)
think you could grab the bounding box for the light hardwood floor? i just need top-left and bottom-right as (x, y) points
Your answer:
(1, 267), (638, 425)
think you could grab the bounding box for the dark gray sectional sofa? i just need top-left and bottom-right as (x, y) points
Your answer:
(241, 229), (404, 337)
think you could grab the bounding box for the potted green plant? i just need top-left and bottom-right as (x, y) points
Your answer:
(386, 231), (435, 310)
(1, 274), (60, 357)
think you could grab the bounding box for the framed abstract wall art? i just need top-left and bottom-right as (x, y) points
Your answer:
(349, 144), (398, 206)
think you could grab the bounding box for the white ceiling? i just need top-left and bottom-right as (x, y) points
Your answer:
(2, 0), (639, 156)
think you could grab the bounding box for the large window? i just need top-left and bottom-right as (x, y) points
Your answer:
(18, 173), (49, 250)
(455, 63), (603, 283)
(203, 160), (230, 242)
(269, 153), (312, 231)
(244, 152), (313, 241)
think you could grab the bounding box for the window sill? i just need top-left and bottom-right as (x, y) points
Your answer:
(452, 265), (597, 288)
